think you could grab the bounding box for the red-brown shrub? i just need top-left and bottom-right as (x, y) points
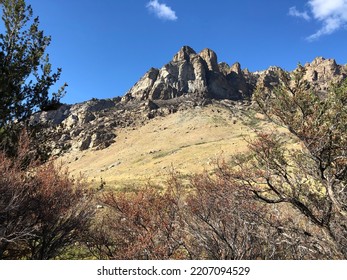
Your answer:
(0, 132), (94, 259)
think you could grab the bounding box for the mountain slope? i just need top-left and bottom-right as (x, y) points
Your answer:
(59, 102), (261, 187)
(30, 46), (346, 187)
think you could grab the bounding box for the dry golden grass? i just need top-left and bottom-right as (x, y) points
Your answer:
(58, 104), (278, 188)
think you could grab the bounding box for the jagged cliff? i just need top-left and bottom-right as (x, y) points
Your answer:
(30, 46), (347, 155)
(122, 46), (253, 101)
(122, 46), (347, 102)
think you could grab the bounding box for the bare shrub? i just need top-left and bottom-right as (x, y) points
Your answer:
(86, 178), (186, 260)
(0, 131), (94, 259)
(183, 169), (330, 260)
(253, 69), (347, 257)
(86, 165), (340, 260)
(183, 172), (271, 259)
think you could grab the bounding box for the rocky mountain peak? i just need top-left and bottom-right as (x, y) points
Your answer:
(199, 48), (219, 72)
(31, 46), (346, 155)
(123, 46), (250, 101)
(172, 46), (196, 62)
(230, 62), (242, 75)
(309, 57), (337, 67)
(303, 57), (346, 92)
(123, 46), (347, 103)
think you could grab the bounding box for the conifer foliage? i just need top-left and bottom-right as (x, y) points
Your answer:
(0, 0), (66, 150)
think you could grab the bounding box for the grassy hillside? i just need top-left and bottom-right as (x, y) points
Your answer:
(59, 103), (270, 188)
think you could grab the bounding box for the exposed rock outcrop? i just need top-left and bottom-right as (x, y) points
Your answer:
(253, 66), (284, 91)
(303, 57), (346, 93)
(124, 47), (347, 103)
(30, 46), (346, 156)
(30, 95), (208, 155)
(30, 99), (119, 154)
(122, 46), (252, 101)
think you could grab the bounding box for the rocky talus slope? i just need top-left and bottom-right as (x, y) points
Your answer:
(30, 46), (346, 158)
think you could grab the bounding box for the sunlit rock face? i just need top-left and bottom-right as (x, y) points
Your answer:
(30, 46), (346, 155)
(122, 46), (253, 101)
(303, 57), (347, 93)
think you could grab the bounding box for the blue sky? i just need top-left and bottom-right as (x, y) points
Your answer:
(4, 0), (347, 104)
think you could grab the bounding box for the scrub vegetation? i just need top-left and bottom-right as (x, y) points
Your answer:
(1, 0), (346, 260)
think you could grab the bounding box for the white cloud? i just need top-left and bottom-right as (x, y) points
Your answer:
(288, 0), (347, 40)
(146, 0), (177, 21)
(308, 0), (347, 40)
(289, 6), (311, 21)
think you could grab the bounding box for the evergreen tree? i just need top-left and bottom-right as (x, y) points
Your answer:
(0, 0), (66, 148)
